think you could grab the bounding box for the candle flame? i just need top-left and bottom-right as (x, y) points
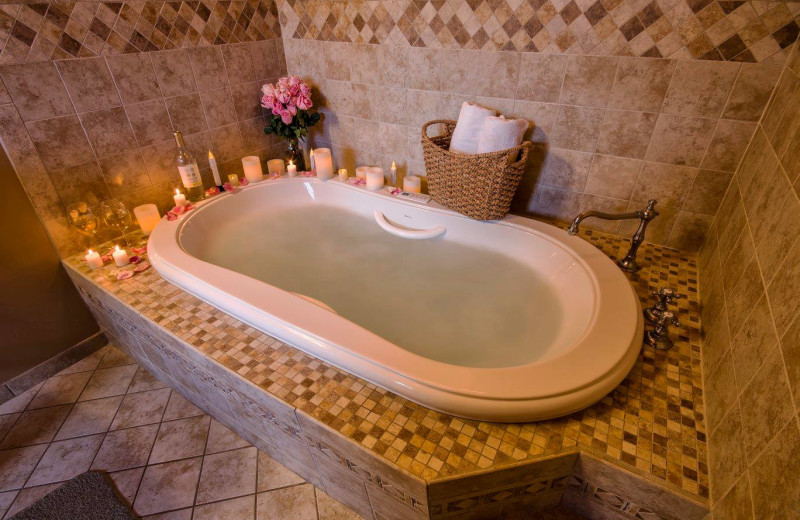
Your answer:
(208, 150), (215, 159)
(175, 189), (180, 195)
(88, 249), (94, 254)
(310, 149), (314, 156)
(115, 245), (120, 252)
(391, 161), (396, 168)
(289, 160), (294, 166)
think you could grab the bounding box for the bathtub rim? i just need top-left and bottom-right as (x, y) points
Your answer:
(148, 177), (643, 422)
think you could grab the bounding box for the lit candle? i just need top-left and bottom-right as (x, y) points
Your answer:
(338, 168), (348, 182)
(227, 174), (240, 186)
(112, 245), (129, 267)
(366, 168), (384, 191)
(403, 175), (422, 193)
(390, 161), (397, 186)
(267, 159), (285, 176)
(314, 148), (334, 180)
(133, 204), (160, 236)
(208, 150), (222, 187)
(309, 149), (315, 170)
(173, 189), (187, 207)
(242, 156), (263, 183)
(85, 249), (103, 270)
(287, 160), (297, 177)
(355, 166), (369, 179)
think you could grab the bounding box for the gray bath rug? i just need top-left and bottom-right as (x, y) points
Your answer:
(9, 471), (139, 520)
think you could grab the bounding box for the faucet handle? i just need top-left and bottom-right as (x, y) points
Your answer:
(645, 310), (680, 350)
(645, 288), (682, 322)
(657, 310), (681, 328)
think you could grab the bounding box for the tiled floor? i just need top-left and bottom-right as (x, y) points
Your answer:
(0, 344), (362, 520)
(0, 344), (585, 520)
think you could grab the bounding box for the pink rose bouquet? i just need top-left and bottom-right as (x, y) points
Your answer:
(261, 76), (320, 141)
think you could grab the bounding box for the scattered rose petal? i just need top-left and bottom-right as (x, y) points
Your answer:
(240, 177), (249, 186)
(206, 187), (220, 197)
(301, 170), (316, 177)
(116, 270), (134, 280)
(134, 262), (151, 273)
(132, 246), (147, 254)
(269, 172), (279, 180)
(386, 187), (402, 195)
(166, 212), (178, 221)
(348, 177), (366, 186)
(171, 205), (186, 215)
(101, 254), (113, 262)
(129, 255), (141, 264)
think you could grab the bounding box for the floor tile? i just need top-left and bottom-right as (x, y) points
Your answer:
(134, 458), (203, 516)
(193, 494), (255, 520)
(161, 392), (204, 421)
(25, 434), (103, 487)
(92, 423), (160, 472)
(54, 395), (123, 440)
(142, 508), (193, 520)
(111, 388), (171, 430)
(0, 414), (18, 441)
(0, 384), (43, 415)
(79, 365), (138, 401)
(57, 349), (104, 376)
(257, 451), (304, 492)
(109, 466), (145, 504)
(149, 415), (210, 464)
(0, 489), (18, 512)
(28, 373), (92, 409)
(317, 489), (363, 520)
(128, 367), (168, 394)
(98, 346), (136, 369)
(4, 483), (61, 517)
(196, 446), (257, 504)
(0, 406), (71, 449)
(206, 419), (251, 454)
(0, 444), (48, 491)
(256, 484), (317, 520)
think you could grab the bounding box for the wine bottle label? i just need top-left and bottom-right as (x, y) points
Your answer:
(178, 163), (202, 188)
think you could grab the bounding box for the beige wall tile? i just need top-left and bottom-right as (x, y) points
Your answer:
(79, 107), (137, 158)
(106, 53), (161, 105)
(200, 87), (237, 129)
(595, 109), (657, 159)
(711, 474), (753, 520)
(723, 62), (782, 121)
(230, 81), (262, 122)
(125, 99), (174, 147)
(56, 57), (121, 113)
(551, 105), (604, 152)
(222, 43), (256, 85)
(755, 189), (800, 284)
(440, 49), (520, 98)
(0, 61), (73, 122)
(150, 49), (198, 98)
(682, 169), (731, 215)
(516, 53), (568, 103)
(663, 61), (739, 118)
(189, 46), (230, 92)
(559, 55), (619, 108)
(49, 160), (110, 207)
(608, 57), (675, 112)
(645, 114), (716, 166)
(701, 119), (757, 172)
(667, 211), (712, 251)
(631, 161), (697, 208)
(584, 154), (642, 199)
(97, 149), (151, 197)
(705, 353), (736, 433)
(209, 123), (245, 162)
(539, 148), (593, 191)
(748, 420), (800, 519)
(26, 115), (94, 171)
(765, 238), (800, 337)
(250, 40), (285, 83)
(707, 405), (745, 500)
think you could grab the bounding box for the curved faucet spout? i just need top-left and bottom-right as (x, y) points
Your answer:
(566, 200), (658, 272)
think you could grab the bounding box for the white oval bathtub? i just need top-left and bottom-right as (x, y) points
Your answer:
(148, 178), (643, 422)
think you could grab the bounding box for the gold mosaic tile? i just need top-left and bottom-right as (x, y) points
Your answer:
(0, 0), (281, 63)
(64, 224), (708, 501)
(278, 0), (799, 62)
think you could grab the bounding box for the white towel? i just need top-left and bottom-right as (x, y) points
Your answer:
(477, 116), (528, 153)
(449, 102), (495, 154)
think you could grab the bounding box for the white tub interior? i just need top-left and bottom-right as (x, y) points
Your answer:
(179, 181), (595, 369)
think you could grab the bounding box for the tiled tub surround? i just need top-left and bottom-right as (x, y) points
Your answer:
(278, 0), (800, 62)
(63, 229), (708, 520)
(0, 36), (287, 256)
(697, 42), (800, 518)
(286, 38), (783, 251)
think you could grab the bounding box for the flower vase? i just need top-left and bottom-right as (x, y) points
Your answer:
(285, 138), (306, 171)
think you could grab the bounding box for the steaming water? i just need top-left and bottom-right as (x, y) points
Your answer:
(185, 206), (564, 368)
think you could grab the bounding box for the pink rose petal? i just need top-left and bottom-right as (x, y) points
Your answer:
(206, 187), (220, 197)
(240, 177), (249, 186)
(116, 270), (134, 280)
(134, 262), (151, 273)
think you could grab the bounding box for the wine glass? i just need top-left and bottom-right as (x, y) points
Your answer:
(100, 200), (133, 247)
(67, 202), (99, 249)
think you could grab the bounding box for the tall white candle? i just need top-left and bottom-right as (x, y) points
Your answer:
(390, 161), (397, 186)
(242, 156), (263, 183)
(267, 159), (285, 176)
(355, 166), (369, 179)
(133, 204), (160, 236)
(173, 189), (187, 207)
(314, 148), (334, 180)
(309, 149), (315, 170)
(403, 175), (422, 193)
(112, 245), (129, 267)
(366, 168), (384, 191)
(208, 150), (222, 186)
(287, 160), (297, 177)
(85, 249), (103, 270)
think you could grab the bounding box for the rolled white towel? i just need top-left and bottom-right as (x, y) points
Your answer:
(477, 115), (529, 153)
(449, 102), (495, 154)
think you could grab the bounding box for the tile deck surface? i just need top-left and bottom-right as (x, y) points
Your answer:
(62, 221), (708, 502)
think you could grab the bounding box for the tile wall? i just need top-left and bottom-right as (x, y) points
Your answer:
(0, 0), (284, 257)
(285, 37), (781, 250)
(698, 40), (800, 518)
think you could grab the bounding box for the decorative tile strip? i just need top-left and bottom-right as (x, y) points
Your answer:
(568, 475), (669, 520)
(429, 475), (570, 515)
(0, 0), (281, 63)
(278, 0), (800, 62)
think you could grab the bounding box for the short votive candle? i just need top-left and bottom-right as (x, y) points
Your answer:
(85, 249), (103, 270)
(242, 156), (263, 183)
(173, 189), (187, 207)
(338, 168), (348, 182)
(355, 166), (369, 179)
(134, 204), (160, 236)
(227, 174), (240, 186)
(267, 158), (285, 176)
(112, 245), (129, 267)
(403, 175), (422, 193)
(287, 161), (297, 177)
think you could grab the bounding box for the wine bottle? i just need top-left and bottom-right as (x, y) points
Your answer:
(174, 131), (205, 202)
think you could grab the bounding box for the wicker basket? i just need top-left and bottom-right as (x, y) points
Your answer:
(421, 119), (532, 220)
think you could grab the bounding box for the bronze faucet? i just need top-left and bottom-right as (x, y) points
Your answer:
(567, 200), (659, 273)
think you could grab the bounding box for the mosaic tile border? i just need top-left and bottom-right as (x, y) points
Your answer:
(0, 0), (281, 63)
(567, 475), (670, 520)
(278, 0), (800, 62)
(60, 224), (708, 505)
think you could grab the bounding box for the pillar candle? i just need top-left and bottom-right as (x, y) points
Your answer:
(242, 156), (263, 183)
(134, 204), (160, 236)
(112, 245), (129, 267)
(355, 166), (369, 179)
(366, 168), (384, 191)
(173, 189), (187, 207)
(338, 168), (348, 182)
(403, 175), (422, 193)
(314, 148), (334, 180)
(85, 249), (103, 270)
(267, 159), (285, 176)
(287, 161), (297, 177)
